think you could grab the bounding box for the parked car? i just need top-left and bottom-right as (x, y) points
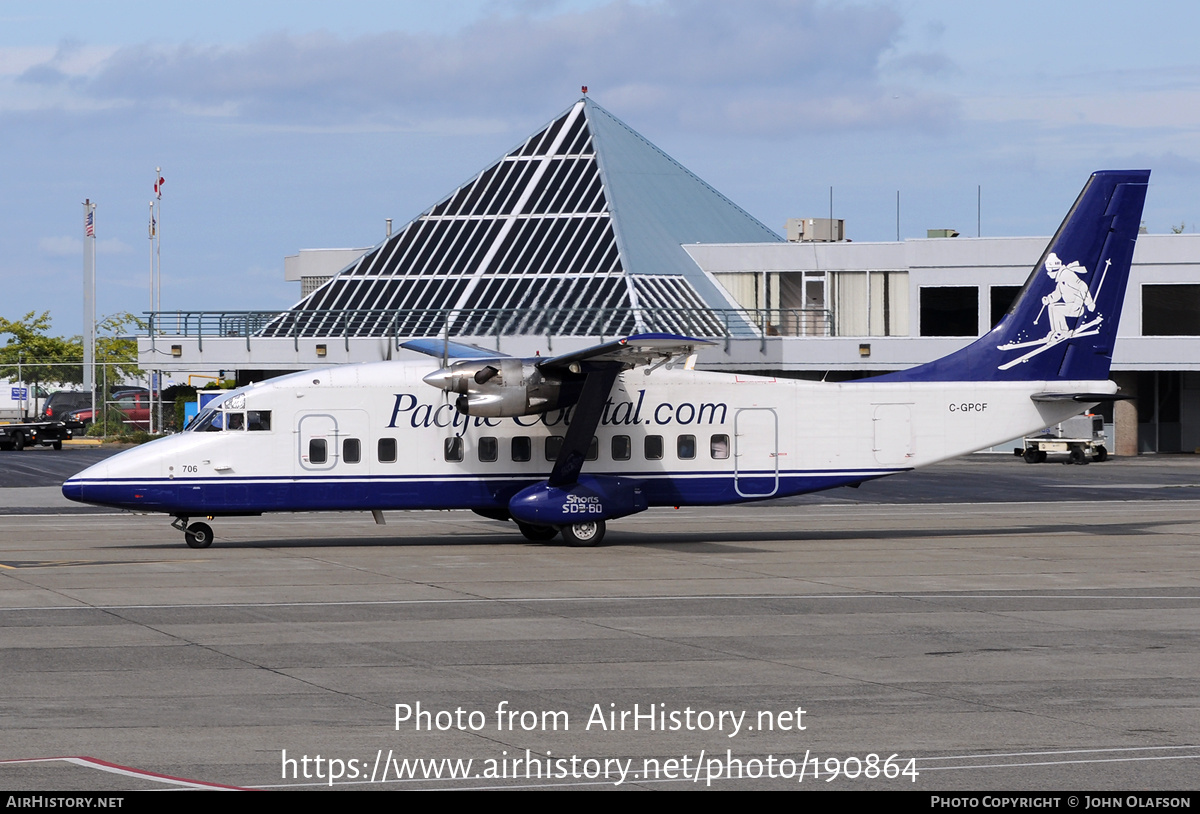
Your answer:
(67, 392), (154, 431)
(41, 390), (93, 421)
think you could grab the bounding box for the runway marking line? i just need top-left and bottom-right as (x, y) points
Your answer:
(0, 593), (1196, 614)
(0, 756), (248, 790)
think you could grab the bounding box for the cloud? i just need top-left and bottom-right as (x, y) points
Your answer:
(40, 236), (134, 257)
(40, 235), (81, 256)
(10, 0), (957, 136)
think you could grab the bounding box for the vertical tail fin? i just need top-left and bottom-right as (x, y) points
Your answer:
(875, 170), (1149, 382)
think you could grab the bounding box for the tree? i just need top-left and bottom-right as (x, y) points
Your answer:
(1172, 221), (1187, 234)
(0, 311), (144, 389)
(0, 312), (82, 386)
(95, 312), (144, 385)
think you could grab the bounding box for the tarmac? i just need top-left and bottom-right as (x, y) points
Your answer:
(1, 448), (1198, 790)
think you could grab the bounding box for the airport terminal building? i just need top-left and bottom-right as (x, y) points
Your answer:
(143, 98), (1200, 456)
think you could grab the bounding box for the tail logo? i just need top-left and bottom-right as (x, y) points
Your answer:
(997, 252), (1112, 370)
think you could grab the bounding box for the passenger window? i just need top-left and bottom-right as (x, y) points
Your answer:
(247, 410), (271, 431)
(444, 437), (463, 462)
(479, 436), (498, 462)
(587, 437), (598, 461)
(511, 436), (531, 462)
(309, 439), (327, 464)
(710, 434), (730, 460)
(378, 437), (397, 463)
(545, 436), (564, 461)
(612, 435), (631, 461)
(343, 438), (361, 464)
(677, 435), (696, 460)
(645, 435), (663, 460)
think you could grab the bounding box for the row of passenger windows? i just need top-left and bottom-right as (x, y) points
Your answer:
(308, 434), (731, 465)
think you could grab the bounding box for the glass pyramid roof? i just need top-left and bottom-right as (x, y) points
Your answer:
(262, 98), (782, 339)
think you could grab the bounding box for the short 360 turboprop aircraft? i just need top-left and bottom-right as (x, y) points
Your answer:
(64, 170), (1149, 548)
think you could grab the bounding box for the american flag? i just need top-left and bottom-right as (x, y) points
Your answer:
(85, 209), (94, 237)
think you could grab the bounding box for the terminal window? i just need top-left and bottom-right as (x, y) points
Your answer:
(1143, 284), (1200, 335)
(920, 286), (978, 336)
(989, 285), (1022, 328)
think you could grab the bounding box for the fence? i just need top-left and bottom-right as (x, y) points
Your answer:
(147, 306), (836, 353)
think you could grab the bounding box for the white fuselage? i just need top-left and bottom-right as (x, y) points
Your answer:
(65, 360), (1108, 516)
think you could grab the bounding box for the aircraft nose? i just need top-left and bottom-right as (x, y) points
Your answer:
(62, 479), (83, 502)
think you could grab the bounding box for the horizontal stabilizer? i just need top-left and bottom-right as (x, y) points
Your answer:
(1031, 392), (1133, 403)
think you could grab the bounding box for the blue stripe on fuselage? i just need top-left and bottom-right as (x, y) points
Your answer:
(63, 469), (903, 515)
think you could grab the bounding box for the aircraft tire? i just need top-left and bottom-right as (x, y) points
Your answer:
(1093, 446), (1109, 462)
(517, 523), (559, 542)
(1022, 448), (1040, 464)
(185, 522), (214, 549)
(561, 520), (605, 547)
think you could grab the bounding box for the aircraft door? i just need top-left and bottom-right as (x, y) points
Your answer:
(298, 409), (371, 474)
(734, 408), (778, 498)
(873, 404), (913, 465)
(298, 413), (339, 472)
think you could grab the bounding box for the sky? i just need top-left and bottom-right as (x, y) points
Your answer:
(4, 0), (1200, 334)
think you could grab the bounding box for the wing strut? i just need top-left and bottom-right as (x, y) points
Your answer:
(547, 364), (621, 488)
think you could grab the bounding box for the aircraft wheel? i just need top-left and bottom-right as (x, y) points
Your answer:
(517, 522), (559, 542)
(185, 522), (214, 549)
(561, 520), (605, 547)
(12, 432), (24, 451)
(1093, 446), (1109, 462)
(1068, 446), (1088, 465)
(1022, 448), (1040, 464)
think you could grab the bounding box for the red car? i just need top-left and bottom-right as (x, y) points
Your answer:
(66, 392), (153, 431)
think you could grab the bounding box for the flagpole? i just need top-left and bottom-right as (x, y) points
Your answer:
(149, 201), (155, 314)
(155, 167), (162, 315)
(83, 200), (96, 418)
(154, 168), (164, 434)
(148, 198), (156, 434)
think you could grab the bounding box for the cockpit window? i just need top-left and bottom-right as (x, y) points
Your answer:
(191, 409), (224, 432)
(188, 408), (270, 432)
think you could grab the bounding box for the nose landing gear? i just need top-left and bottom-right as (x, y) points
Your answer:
(172, 516), (214, 549)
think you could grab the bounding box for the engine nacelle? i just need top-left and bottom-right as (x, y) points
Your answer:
(422, 357), (579, 417)
(508, 475), (648, 526)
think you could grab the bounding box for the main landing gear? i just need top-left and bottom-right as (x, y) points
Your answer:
(560, 520), (606, 547)
(515, 520), (606, 546)
(172, 516), (214, 549)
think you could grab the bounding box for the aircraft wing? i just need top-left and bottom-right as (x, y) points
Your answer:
(400, 338), (510, 360)
(538, 333), (713, 373)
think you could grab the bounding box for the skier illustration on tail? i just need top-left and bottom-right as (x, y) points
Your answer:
(998, 252), (1111, 371)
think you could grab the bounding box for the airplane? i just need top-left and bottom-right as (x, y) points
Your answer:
(63, 170), (1150, 549)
